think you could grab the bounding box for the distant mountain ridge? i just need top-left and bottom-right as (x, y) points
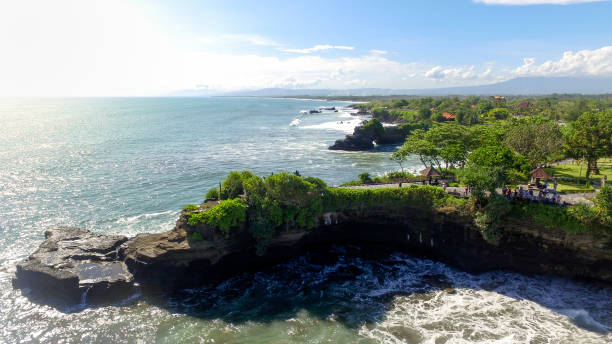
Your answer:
(214, 77), (612, 97)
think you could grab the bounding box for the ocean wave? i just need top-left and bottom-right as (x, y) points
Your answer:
(116, 210), (176, 224)
(301, 119), (362, 134)
(167, 248), (611, 343)
(289, 118), (301, 127)
(559, 308), (611, 333)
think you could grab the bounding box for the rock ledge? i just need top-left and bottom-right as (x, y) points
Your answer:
(13, 227), (134, 304)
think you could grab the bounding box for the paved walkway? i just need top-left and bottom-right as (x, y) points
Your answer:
(339, 183), (594, 205)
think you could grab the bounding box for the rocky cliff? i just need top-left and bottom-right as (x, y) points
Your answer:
(13, 204), (612, 305)
(329, 122), (409, 151)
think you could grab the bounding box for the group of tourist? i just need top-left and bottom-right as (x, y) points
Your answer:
(502, 185), (562, 205)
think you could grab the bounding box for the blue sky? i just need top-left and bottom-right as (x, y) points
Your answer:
(0, 0), (610, 96)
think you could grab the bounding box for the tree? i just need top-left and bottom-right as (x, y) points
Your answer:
(396, 129), (441, 169)
(425, 123), (469, 168)
(467, 143), (530, 174)
(486, 108), (510, 120)
(504, 116), (563, 168)
(566, 99), (590, 121)
(563, 110), (612, 179)
(468, 144), (513, 169)
(391, 99), (409, 108)
(467, 124), (507, 150)
(418, 107), (432, 120)
(390, 148), (409, 172)
(221, 171), (244, 199)
(477, 101), (494, 115)
(457, 165), (507, 201)
(440, 143), (469, 169)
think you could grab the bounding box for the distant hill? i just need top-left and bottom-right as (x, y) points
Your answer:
(218, 77), (612, 97)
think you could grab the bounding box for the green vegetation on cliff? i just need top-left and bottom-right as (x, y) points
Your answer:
(187, 171), (461, 253)
(187, 198), (247, 237)
(186, 170), (611, 253)
(323, 185), (459, 212)
(341, 171), (418, 186)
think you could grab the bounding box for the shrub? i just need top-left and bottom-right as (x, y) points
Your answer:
(206, 187), (219, 199)
(183, 204), (199, 211)
(385, 171), (415, 181)
(505, 169), (528, 185)
(343, 171), (419, 186)
(457, 165), (506, 201)
(473, 194), (511, 244)
(567, 203), (599, 227)
(322, 185), (450, 212)
(303, 176), (327, 189)
(221, 171), (244, 199)
(358, 172), (373, 184)
(511, 203), (592, 233)
(187, 198), (247, 237)
(594, 185), (612, 225)
(264, 173), (320, 207)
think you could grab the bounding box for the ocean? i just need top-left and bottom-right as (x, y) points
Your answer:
(0, 97), (610, 343)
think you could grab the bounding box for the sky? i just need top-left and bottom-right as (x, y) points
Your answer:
(0, 0), (610, 96)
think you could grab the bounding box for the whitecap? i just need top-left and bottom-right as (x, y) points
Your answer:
(301, 118), (362, 134)
(116, 210), (176, 224)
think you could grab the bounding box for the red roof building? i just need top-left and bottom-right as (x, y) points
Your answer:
(513, 101), (531, 109)
(442, 112), (456, 120)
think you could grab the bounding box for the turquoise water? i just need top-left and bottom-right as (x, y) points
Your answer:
(0, 97), (407, 240)
(0, 98), (610, 343)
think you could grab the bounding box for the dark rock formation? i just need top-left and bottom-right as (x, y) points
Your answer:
(13, 227), (135, 304)
(329, 121), (407, 151)
(13, 207), (612, 305)
(329, 120), (382, 151)
(329, 133), (376, 150)
(374, 125), (407, 145)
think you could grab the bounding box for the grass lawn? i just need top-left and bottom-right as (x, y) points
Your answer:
(544, 158), (612, 193)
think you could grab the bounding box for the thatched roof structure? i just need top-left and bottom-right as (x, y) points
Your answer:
(530, 167), (552, 180)
(420, 166), (442, 177)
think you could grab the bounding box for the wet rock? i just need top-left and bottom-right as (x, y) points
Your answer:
(329, 133), (375, 151)
(329, 121), (380, 151)
(13, 205), (612, 308)
(329, 121), (408, 151)
(13, 227), (134, 304)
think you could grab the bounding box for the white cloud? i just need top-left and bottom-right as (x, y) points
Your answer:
(0, 1), (610, 96)
(369, 49), (388, 55)
(174, 52), (422, 91)
(425, 65), (478, 81)
(480, 68), (493, 78)
(474, 0), (606, 5)
(281, 44), (355, 54)
(200, 33), (280, 46)
(512, 46), (612, 76)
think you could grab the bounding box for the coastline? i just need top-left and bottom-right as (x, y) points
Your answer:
(13, 187), (612, 306)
